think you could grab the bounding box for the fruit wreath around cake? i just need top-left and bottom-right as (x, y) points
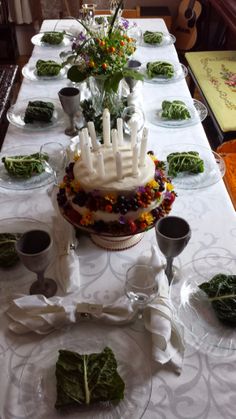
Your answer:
(57, 109), (176, 237)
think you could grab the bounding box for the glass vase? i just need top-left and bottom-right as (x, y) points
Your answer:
(88, 75), (123, 116)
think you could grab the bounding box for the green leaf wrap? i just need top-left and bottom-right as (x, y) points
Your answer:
(161, 100), (191, 120)
(36, 59), (62, 77)
(199, 274), (236, 325)
(143, 31), (163, 44)
(167, 151), (204, 177)
(41, 31), (64, 45)
(55, 346), (125, 409)
(0, 233), (21, 268)
(146, 61), (174, 78)
(2, 152), (48, 178)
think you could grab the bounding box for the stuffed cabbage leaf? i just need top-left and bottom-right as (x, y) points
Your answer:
(55, 346), (125, 409)
(143, 31), (163, 44)
(161, 100), (191, 120)
(0, 233), (21, 268)
(41, 31), (64, 45)
(146, 61), (174, 79)
(199, 274), (236, 325)
(167, 151), (204, 177)
(36, 59), (62, 77)
(2, 152), (48, 178)
(24, 100), (54, 124)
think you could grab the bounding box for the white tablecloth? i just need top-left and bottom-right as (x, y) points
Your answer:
(0, 18), (236, 419)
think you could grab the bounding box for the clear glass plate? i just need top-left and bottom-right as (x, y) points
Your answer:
(158, 143), (225, 189)
(147, 96), (208, 128)
(31, 32), (72, 48)
(142, 62), (188, 84)
(7, 98), (64, 130)
(22, 63), (67, 81)
(139, 32), (176, 48)
(0, 144), (55, 190)
(17, 324), (152, 419)
(0, 217), (53, 293)
(170, 256), (236, 356)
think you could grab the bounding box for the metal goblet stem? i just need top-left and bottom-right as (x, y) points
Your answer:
(155, 216), (191, 284)
(125, 59), (142, 93)
(15, 229), (57, 298)
(58, 87), (81, 137)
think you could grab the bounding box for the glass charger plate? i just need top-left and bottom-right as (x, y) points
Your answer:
(31, 32), (72, 47)
(147, 97), (208, 128)
(0, 144), (55, 190)
(0, 217), (53, 293)
(170, 256), (236, 356)
(142, 62), (188, 84)
(158, 143), (225, 189)
(16, 324), (152, 419)
(22, 63), (67, 81)
(7, 98), (64, 130)
(139, 32), (176, 48)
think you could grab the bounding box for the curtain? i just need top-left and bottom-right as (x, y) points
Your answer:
(8, 0), (33, 24)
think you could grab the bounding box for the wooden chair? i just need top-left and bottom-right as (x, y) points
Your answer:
(216, 140), (236, 210)
(94, 7), (140, 18)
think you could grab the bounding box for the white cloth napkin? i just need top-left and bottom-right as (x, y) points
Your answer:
(6, 246), (184, 372)
(53, 215), (80, 294)
(6, 294), (136, 334)
(143, 246), (185, 373)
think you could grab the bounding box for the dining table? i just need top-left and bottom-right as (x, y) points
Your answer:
(0, 16), (236, 419)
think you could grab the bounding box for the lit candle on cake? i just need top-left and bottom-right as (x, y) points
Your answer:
(112, 129), (118, 154)
(88, 121), (99, 151)
(115, 151), (123, 180)
(97, 151), (105, 178)
(84, 142), (94, 174)
(130, 119), (138, 149)
(103, 108), (110, 147)
(132, 144), (139, 177)
(139, 127), (148, 167)
(117, 118), (124, 146)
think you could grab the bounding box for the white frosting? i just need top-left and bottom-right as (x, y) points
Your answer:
(73, 146), (155, 193)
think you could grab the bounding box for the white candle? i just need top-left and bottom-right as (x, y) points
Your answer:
(79, 130), (86, 162)
(97, 151), (105, 178)
(130, 119), (138, 149)
(115, 151), (123, 180)
(117, 118), (124, 146)
(88, 121), (99, 151)
(103, 108), (110, 147)
(132, 144), (139, 176)
(82, 127), (91, 147)
(111, 129), (119, 154)
(84, 142), (94, 174)
(139, 127), (148, 167)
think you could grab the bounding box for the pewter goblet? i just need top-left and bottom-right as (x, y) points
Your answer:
(58, 87), (81, 136)
(125, 59), (142, 93)
(155, 216), (191, 284)
(15, 230), (57, 298)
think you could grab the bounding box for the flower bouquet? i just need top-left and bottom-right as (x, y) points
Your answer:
(60, 0), (143, 123)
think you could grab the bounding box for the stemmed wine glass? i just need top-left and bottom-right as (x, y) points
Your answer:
(15, 230), (57, 298)
(125, 264), (158, 326)
(124, 59), (142, 94)
(155, 216), (191, 285)
(58, 87), (81, 136)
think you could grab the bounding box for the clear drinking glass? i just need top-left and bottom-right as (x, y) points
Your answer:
(155, 216), (191, 285)
(15, 230), (57, 298)
(122, 105), (145, 136)
(39, 142), (67, 185)
(125, 264), (158, 324)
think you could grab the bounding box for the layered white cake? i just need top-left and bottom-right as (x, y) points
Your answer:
(57, 113), (176, 236)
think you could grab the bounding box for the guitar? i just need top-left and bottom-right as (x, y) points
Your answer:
(173, 0), (202, 51)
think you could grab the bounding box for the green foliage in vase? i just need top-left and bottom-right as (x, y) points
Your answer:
(55, 346), (125, 409)
(199, 274), (236, 325)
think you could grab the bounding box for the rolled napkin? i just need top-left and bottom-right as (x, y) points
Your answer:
(53, 215), (80, 294)
(143, 246), (185, 373)
(6, 294), (137, 334)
